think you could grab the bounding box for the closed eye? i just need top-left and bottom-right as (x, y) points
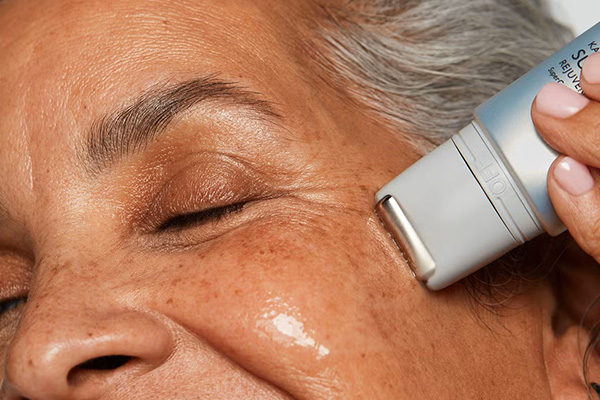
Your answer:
(157, 202), (246, 232)
(0, 297), (26, 316)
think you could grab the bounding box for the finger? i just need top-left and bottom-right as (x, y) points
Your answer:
(548, 156), (600, 261)
(581, 52), (600, 101)
(532, 83), (600, 169)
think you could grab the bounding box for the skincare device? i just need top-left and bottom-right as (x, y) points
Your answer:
(376, 22), (600, 290)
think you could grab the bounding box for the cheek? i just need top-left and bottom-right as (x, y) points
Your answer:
(138, 216), (406, 391)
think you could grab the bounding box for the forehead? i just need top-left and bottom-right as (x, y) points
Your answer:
(0, 0), (309, 122)
(0, 0), (319, 204)
(0, 0), (306, 71)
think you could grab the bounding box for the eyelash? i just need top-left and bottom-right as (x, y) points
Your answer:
(0, 297), (26, 317)
(157, 202), (246, 232)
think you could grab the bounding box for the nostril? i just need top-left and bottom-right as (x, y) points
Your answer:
(67, 355), (133, 385)
(76, 355), (132, 371)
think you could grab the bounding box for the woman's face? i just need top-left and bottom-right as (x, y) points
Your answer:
(0, 0), (554, 398)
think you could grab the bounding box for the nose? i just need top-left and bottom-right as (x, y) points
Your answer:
(1, 308), (174, 400)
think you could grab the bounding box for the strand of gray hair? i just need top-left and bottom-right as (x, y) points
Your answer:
(314, 0), (572, 154)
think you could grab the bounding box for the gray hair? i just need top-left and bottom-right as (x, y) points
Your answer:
(311, 2), (600, 395)
(313, 0), (572, 153)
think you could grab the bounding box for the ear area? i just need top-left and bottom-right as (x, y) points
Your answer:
(543, 320), (600, 399)
(542, 237), (600, 399)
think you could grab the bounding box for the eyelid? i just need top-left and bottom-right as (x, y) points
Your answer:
(0, 251), (32, 294)
(157, 201), (247, 232)
(0, 251), (31, 321)
(0, 297), (26, 316)
(137, 155), (275, 233)
(140, 195), (286, 251)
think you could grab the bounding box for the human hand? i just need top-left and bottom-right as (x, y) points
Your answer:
(532, 52), (600, 261)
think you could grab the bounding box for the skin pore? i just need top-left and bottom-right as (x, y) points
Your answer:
(0, 0), (596, 398)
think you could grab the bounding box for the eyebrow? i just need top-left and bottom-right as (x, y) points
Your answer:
(84, 76), (282, 173)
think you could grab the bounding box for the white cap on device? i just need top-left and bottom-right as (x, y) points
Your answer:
(375, 123), (542, 290)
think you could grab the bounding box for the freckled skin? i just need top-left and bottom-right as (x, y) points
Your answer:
(0, 0), (578, 399)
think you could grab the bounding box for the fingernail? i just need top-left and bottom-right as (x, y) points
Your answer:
(536, 83), (590, 118)
(554, 157), (594, 197)
(582, 53), (600, 84)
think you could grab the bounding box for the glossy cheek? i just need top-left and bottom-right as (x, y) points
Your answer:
(255, 297), (330, 360)
(137, 218), (382, 395)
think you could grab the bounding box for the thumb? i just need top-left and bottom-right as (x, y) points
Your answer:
(548, 156), (600, 261)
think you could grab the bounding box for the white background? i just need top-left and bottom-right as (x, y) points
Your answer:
(547, 0), (600, 34)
